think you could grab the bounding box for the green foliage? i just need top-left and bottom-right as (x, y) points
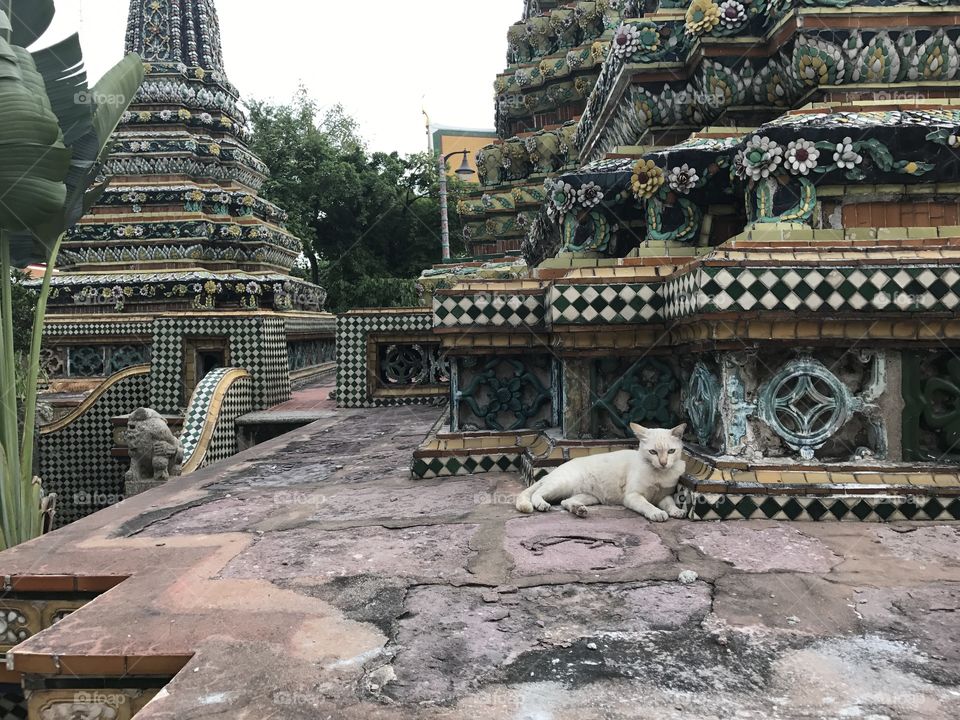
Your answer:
(248, 88), (469, 311)
(9, 270), (36, 356)
(0, 0), (143, 548)
(323, 277), (421, 314)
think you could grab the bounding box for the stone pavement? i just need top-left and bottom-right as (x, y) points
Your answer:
(2, 404), (959, 719)
(269, 383), (336, 412)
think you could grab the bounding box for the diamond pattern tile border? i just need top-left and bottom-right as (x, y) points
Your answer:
(434, 293), (546, 328)
(412, 453), (522, 479)
(434, 264), (960, 329)
(0, 691), (27, 720)
(698, 266), (960, 315)
(549, 283), (665, 324)
(683, 492), (960, 522)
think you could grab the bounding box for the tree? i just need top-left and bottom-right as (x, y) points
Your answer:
(0, 0), (144, 547)
(248, 91), (469, 312)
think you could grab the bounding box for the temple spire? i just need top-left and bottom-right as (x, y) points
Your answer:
(125, 0), (225, 72)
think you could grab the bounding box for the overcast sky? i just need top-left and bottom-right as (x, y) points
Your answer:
(42, 0), (516, 154)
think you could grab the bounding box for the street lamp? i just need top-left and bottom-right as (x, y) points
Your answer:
(438, 149), (475, 260)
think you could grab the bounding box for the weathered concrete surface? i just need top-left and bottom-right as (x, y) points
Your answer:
(1, 405), (959, 719)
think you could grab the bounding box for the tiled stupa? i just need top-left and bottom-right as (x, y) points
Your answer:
(39, 0), (335, 524)
(48, 0), (325, 319)
(405, 0), (960, 523)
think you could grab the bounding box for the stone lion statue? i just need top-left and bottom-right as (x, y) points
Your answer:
(125, 408), (184, 492)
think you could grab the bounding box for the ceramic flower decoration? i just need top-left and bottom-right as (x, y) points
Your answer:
(577, 182), (604, 208)
(740, 136), (783, 181)
(717, 0), (747, 29)
(611, 23), (641, 58)
(547, 180), (576, 216)
(668, 164), (700, 194)
(631, 159), (666, 199)
(685, 0), (721, 36)
(833, 136), (863, 169)
(785, 139), (820, 175)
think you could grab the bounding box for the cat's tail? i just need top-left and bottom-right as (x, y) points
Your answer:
(516, 478), (544, 514)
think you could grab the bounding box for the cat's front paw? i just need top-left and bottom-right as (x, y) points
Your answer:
(646, 509), (669, 523)
(668, 506), (687, 519)
(571, 504), (589, 518)
(534, 499), (552, 512)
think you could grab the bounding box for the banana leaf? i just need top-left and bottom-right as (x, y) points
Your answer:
(0, 0), (144, 548)
(8, 0), (55, 48)
(9, 42), (143, 261)
(0, 13), (70, 238)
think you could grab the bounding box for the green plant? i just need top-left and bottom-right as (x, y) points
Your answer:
(248, 91), (468, 305)
(324, 277), (422, 313)
(0, 0), (144, 548)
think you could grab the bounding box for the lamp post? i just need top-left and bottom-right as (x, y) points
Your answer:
(438, 149), (475, 261)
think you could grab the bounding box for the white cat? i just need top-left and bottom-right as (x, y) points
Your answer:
(515, 423), (688, 522)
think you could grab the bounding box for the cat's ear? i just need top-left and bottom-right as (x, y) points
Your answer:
(629, 423), (648, 438)
(671, 424), (687, 438)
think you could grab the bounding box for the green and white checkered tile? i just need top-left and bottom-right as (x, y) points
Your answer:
(180, 367), (232, 461)
(697, 266), (960, 314)
(336, 311), (441, 408)
(180, 368), (253, 470)
(151, 315), (289, 413)
(285, 314), (336, 335)
(43, 320), (154, 337)
(0, 691), (27, 720)
(38, 371), (150, 525)
(549, 283), (665, 324)
(433, 294), (545, 328)
(201, 375), (253, 467)
(662, 268), (708, 319)
(684, 492), (960, 522)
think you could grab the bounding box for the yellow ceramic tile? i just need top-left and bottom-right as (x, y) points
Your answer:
(830, 473), (857, 484)
(754, 470), (782, 484)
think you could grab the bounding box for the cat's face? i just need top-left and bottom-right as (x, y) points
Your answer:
(630, 423), (686, 470)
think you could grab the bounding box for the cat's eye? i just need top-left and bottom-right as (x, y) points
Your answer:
(648, 450), (658, 455)
(668, 449), (677, 454)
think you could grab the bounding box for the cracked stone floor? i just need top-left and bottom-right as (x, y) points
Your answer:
(2, 405), (959, 719)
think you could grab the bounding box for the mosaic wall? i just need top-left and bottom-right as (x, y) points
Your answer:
(288, 338), (336, 373)
(680, 350), (890, 463)
(151, 315), (289, 413)
(591, 356), (681, 438)
(452, 355), (560, 432)
(336, 311), (448, 408)
(43, 344), (152, 379)
(902, 349), (960, 464)
(38, 368), (150, 525)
